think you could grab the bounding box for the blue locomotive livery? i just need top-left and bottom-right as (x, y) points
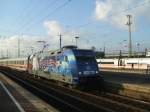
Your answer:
(27, 45), (102, 87)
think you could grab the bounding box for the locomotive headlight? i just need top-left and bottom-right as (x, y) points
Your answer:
(96, 71), (99, 74)
(73, 77), (78, 80)
(78, 72), (82, 75)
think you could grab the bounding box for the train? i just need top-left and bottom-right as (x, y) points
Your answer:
(97, 58), (150, 70)
(0, 45), (103, 88)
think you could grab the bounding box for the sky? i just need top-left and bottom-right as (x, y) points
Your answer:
(0, 0), (150, 58)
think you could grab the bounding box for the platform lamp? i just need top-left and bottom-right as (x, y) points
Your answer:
(75, 36), (79, 47)
(136, 43), (140, 57)
(37, 40), (46, 53)
(37, 40), (46, 44)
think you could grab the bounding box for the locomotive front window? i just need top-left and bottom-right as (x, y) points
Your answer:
(76, 56), (96, 64)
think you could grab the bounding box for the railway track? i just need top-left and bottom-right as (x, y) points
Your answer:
(0, 68), (112, 112)
(90, 90), (150, 111)
(0, 67), (150, 112)
(101, 93), (150, 111)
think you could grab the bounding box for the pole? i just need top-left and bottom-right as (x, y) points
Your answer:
(59, 34), (62, 49)
(75, 36), (79, 47)
(76, 38), (77, 46)
(7, 49), (8, 58)
(1, 50), (2, 58)
(18, 37), (20, 58)
(137, 43), (140, 69)
(126, 15), (132, 57)
(37, 40), (46, 53)
(103, 43), (105, 56)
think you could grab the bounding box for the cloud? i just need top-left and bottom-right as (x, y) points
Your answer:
(0, 20), (93, 58)
(43, 20), (69, 47)
(44, 20), (63, 38)
(0, 35), (49, 58)
(94, 0), (150, 28)
(44, 20), (90, 49)
(95, 0), (112, 20)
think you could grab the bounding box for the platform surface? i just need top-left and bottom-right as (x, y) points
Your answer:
(0, 81), (24, 112)
(101, 71), (150, 87)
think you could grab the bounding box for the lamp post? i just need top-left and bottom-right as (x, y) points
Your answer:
(136, 43), (140, 57)
(136, 43), (140, 69)
(37, 40), (46, 52)
(37, 40), (46, 44)
(75, 36), (79, 47)
(118, 40), (127, 57)
(37, 40), (49, 53)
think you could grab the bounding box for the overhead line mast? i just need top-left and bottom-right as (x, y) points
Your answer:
(126, 15), (132, 57)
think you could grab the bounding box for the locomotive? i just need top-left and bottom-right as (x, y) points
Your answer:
(0, 45), (103, 88)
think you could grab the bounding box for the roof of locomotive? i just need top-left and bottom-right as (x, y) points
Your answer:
(30, 45), (94, 58)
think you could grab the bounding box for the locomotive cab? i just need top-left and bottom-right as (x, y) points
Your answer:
(72, 49), (103, 88)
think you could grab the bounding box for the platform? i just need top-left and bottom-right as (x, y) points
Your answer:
(0, 81), (24, 112)
(101, 71), (150, 86)
(100, 68), (147, 74)
(101, 71), (150, 101)
(0, 72), (59, 112)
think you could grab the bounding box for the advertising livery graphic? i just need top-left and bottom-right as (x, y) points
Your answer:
(28, 52), (70, 75)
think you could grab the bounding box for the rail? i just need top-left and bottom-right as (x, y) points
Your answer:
(0, 67), (149, 112)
